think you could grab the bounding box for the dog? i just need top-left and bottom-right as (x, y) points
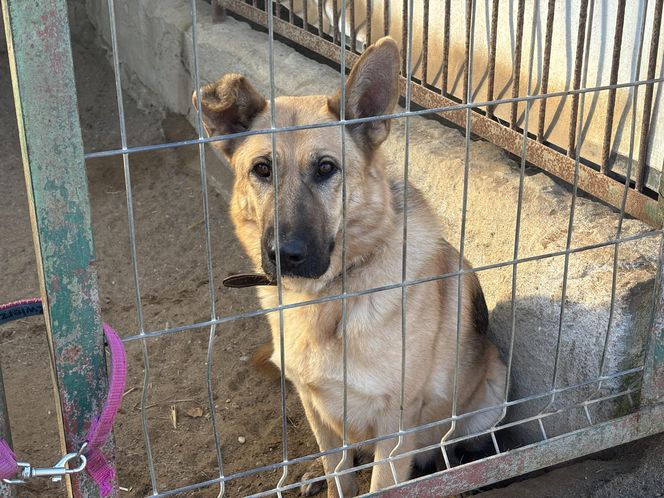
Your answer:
(193, 36), (506, 497)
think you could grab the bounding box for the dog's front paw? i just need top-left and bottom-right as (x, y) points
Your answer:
(300, 477), (326, 497)
(300, 458), (327, 496)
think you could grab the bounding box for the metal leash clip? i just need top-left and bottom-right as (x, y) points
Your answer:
(2, 444), (87, 485)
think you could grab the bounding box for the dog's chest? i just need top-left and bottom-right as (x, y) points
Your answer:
(265, 288), (403, 398)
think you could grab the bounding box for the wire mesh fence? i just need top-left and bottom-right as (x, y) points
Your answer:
(99, 0), (663, 496)
(3, 0), (664, 497)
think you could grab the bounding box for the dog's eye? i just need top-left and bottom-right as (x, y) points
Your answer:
(317, 160), (337, 179)
(252, 162), (271, 179)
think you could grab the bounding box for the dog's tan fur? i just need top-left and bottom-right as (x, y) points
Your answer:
(194, 37), (506, 496)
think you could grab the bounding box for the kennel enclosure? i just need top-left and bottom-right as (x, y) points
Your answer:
(1, 0), (664, 497)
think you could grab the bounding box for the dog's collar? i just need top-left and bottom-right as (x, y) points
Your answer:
(222, 262), (359, 289)
(222, 273), (276, 288)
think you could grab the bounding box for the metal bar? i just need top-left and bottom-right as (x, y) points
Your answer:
(595, 0), (649, 393)
(302, 0), (308, 30)
(224, 212), (591, 312)
(317, 0), (323, 35)
(549, 0), (594, 413)
(401, 0), (408, 74)
(350, 0), (356, 51)
(222, 0), (662, 229)
(333, 0), (339, 43)
(336, 0), (350, 487)
(441, 0), (450, 94)
(390, 0), (416, 480)
(266, 0), (290, 493)
(567, 0), (589, 156)
(83, 76), (664, 161)
(2, 1), (111, 496)
(289, 0), (294, 24)
(421, 0), (429, 84)
(106, 0), (158, 491)
(462, 0), (473, 104)
(384, 0), (390, 36)
(486, 0), (499, 118)
(123, 228), (661, 344)
(499, 0), (539, 438)
(442, 0), (476, 459)
(190, 1), (225, 496)
(510, 0), (525, 128)
(636, 0), (663, 192)
(537, 0), (555, 141)
(366, 0), (372, 45)
(375, 403), (664, 498)
(600, 0), (626, 174)
(0, 362), (17, 498)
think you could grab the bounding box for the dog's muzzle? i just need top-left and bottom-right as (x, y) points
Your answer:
(261, 227), (331, 279)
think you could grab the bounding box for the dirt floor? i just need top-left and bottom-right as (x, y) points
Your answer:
(1, 18), (663, 498)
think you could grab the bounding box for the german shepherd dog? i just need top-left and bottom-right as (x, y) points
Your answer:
(194, 37), (506, 497)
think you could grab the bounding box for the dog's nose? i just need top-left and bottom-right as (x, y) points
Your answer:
(268, 240), (307, 269)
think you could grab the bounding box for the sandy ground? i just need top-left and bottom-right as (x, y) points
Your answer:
(1, 19), (663, 498)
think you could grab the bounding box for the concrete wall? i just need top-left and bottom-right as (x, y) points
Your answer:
(75, 0), (659, 445)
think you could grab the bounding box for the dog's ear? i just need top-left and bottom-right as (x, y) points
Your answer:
(328, 37), (400, 150)
(192, 74), (266, 157)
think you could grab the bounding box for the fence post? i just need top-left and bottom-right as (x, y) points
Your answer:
(1, 1), (114, 497)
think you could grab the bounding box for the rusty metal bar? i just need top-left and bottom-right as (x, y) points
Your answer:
(510, 0), (526, 128)
(537, 0), (556, 141)
(366, 0), (372, 45)
(0, 362), (17, 498)
(636, 0), (663, 192)
(350, 0), (356, 51)
(333, 0), (339, 43)
(288, 0), (294, 23)
(317, 0), (323, 35)
(384, 0), (389, 36)
(486, 0), (499, 118)
(568, 0), (590, 156)
(401, 0), (408, 74)
(219, 0), (664, 227)
(463, 0), (473, 103)
(2, 0), (112, 496)
(303, 0), (308, 29)
(441, 0), (450, 94)
(421, 0), (429, 84)
(600, 0), (626, 174)
(375, 403), (664, 497)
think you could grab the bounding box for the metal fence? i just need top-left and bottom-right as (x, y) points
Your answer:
(2, 0), (664, 497)
(219, 0), (664, 228)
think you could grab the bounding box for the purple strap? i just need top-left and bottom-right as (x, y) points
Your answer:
(0, 299), (126, 497)
(84, 323), (126, 496)
(0, 440), (18, 480)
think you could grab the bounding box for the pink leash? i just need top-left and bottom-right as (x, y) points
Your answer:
(0, 298), (126, 497)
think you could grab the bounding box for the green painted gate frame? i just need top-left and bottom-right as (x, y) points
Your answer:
(1, 0), (115, 497)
